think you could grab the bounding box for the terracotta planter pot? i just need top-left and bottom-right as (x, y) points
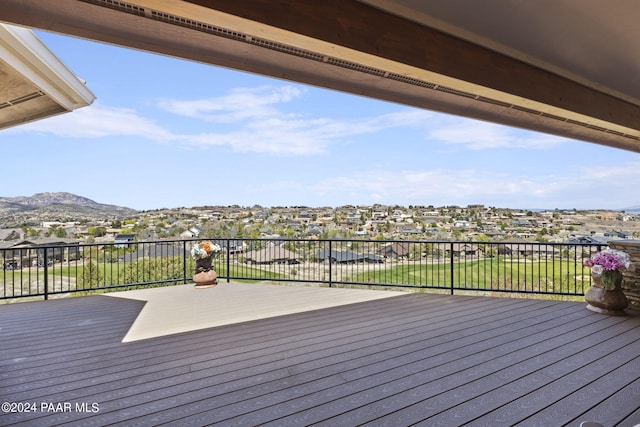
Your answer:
(193, 269), (218, 288)
(193, 256), (218, 288)
(585, 270), (628, 315)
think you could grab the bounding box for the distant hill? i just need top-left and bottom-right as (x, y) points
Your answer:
(0, 192), (137, 227)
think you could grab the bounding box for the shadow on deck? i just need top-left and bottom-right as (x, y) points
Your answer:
(1, 282), (639, 426)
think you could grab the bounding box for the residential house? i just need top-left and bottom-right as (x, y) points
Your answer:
(209, 239), (246, 254)
(243, 247), (300, 264)
(617, 213), (634, 222)
(1, 238), (80, 269)
(511, 218), (533, 227)
(450, 243), (480, 256)
(568, 235), (606, 245)
(180, 226), (202, 239)
(315, 250), (383, 264)
(306, 224), (323, 236)
(254, 211), (269, 221)
(431, 242), (480, 257)
(122, 242), (184, 262)
(399, 225), (421, 235)
(0, 228), (22, 241)
(114, 234), (135, 248)
(345, 212), (361, 225)
(378, 242), (410, 259)
(604, 231), (632, 240)
(453, 220), (471, 228)
(497, 242), (561, 257)
(371, 210), (387, 219)
(298, 212), (313, 223)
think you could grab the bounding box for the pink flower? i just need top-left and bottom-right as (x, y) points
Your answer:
(584, 249), (631, 271)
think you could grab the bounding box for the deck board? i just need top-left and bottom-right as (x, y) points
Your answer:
(1, 285), (639, 426)
(320, 314), (631, 426)
(106, 299), (557, 425)
(577, 378), (640, 427)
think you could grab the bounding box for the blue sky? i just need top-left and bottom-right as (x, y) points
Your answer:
(2, 30), (639, 211)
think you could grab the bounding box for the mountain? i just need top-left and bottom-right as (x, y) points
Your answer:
(0, 192), (137, 227)
(3, 192), (107, 207)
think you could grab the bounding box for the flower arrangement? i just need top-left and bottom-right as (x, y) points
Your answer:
(190, 241), (221, 260)
(583, 249), (631, 289)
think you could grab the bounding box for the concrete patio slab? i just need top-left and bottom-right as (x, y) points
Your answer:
(107, 282), (404, 342)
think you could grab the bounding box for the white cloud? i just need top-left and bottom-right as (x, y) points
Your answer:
(176, 88), (434, 155)
(9, 85), (568, 157)
(11, 86), (435, 156)
(13, 103), (174, 141)
(308, 162), (640, 209)
(157, 86), (305, 123)
(189, 130), (327, 155)
(429, 119), (566, 150)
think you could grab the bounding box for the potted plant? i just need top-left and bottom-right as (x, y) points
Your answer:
(190, 240), (221, 288)
(583, 249), (631, 315)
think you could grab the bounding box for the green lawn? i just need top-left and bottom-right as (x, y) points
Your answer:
(350, 258), (591, 294)
(1, 257), (286, 298)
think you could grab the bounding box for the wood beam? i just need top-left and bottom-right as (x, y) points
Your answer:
(183, 0), (640, 136)
(1, 0), (639, 151)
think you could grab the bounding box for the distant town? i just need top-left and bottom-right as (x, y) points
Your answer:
(2, 200), (640, 248)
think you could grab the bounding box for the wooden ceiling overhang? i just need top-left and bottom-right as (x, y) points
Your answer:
(2, 0), (639, 151)
(0, 23), (95, 129)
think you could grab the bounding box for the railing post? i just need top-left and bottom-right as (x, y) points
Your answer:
(226, 239), (231, 283)
(43, 247), (49, 300)
(328, 240), (333, 288)
(449, 242), (454, 295)
(183, 240), (188, 284)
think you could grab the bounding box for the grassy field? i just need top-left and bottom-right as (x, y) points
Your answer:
(1, 258), (286, 299)
(350, 258), (591, 295)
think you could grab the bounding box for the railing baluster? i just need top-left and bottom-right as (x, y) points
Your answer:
(226, 238), (230, 283)
(43, 247), (49, 300)
(328, 240), (333, 288)
(183, 241), (187, 284)
(449, 242), (454, 295)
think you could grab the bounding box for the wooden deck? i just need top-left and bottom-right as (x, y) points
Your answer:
(1, 285), (639, 426)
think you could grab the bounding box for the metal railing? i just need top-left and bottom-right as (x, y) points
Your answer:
(1, 238), (605, 301)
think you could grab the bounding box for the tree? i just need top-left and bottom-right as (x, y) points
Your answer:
(88, 226), (107, 237)
(21, 226), (40, 237)
(122, 256), (185, 286)
(535, 231), (548, 242)
(234, 223), (245, 238)
(48, 226), (66, 238)
(78, 260), (102, 289)
(410, 244), (423, 260)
